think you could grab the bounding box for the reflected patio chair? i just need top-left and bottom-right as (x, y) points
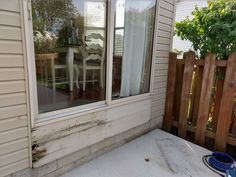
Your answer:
(78, 33), (105, 91)
(51, 55), (79, 91)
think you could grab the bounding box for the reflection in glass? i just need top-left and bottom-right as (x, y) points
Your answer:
(112, 0), (156, 99)
(32, 0), (107, 113)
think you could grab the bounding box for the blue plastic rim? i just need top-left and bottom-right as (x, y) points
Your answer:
(226, 168), (236, 177)
(209, 152), (235, 172)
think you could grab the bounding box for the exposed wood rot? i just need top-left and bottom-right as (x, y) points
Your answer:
(32, 143), (46, 163)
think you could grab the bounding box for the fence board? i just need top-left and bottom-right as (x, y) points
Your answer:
(212, 68), (225, 130)
(173, 64), (183, 120)
(163, 51), (236, 153)
(215, 52), (236, 151)
(178, 52), (195, 138)
(231, 103), (236, 136)
(195, 54), (216, 145)
(163, 53), (177, 132)
(191, 66), (203, 125)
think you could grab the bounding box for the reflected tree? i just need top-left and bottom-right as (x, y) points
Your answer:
(32, 0), (77, 34)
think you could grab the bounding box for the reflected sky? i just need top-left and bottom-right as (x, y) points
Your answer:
(116, 0), (156, 27)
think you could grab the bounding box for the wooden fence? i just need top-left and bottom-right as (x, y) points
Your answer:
(163, 51), (236, 153)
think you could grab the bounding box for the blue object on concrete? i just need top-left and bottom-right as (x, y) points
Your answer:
(209, 152), (234, 172)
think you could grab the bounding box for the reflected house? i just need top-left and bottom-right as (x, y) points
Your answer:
(0, 0), (177, 176)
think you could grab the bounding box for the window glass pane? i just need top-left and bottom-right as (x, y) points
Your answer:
(114, 29), (124, 56)
(112, 0), (156, 99)
(32, 0), (107, 113)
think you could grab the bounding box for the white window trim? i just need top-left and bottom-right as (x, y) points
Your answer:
(23, 0), (159, 126)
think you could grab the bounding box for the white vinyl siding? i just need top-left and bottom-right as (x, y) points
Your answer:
(0, 0), (176, 175)
(0, 0), (30, 176)
(32, 99), (151, 167)
(31, 0), (176, 167)
(151, 0), (176, 128)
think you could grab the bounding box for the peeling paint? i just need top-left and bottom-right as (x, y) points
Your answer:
(54, 119), (107, 135)
(33, 119), (107, 144)
(31, 127), (37, 132)
(32, 144), (46, 163)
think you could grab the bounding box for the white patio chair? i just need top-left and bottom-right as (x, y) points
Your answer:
(51, 59), (79, 91)
(78, 33), (105, 91)
(36, 53), (79, 91)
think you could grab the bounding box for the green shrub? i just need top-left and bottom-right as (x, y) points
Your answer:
(175, 0), (236, 59)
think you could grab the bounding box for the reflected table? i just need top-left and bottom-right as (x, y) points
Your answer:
(36, 46), (80, 92)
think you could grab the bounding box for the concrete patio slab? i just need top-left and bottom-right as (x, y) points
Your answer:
(60, 129), (218, 177)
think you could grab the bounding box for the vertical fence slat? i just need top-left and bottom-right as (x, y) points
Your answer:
(163, 53), (177, 132)
(173, 64), (184, 121)
(178, 52), (195, 138)
(191, 66), (204, 125)
(188, 67), (197, 123)
(195, 54), (216, 145)
(212, 70), (225, 130)
(215, 52), (236, 151)
(231, 103), (236, 136)
(232, 104), (236, 136)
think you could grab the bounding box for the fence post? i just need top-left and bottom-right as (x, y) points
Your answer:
(195, 53), (216, 146)
(178, 52), (195, 138)
(163, 52), (177, 132)
(215, 52), (236, 151)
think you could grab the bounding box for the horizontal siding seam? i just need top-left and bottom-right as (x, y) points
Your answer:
(0, 126), (28, 136)
(156, 36), (170, 39)
(0, 66), (24, 69)
(0, 149), (29, 168)
(0, 53), (23, 56)
(162, 0), (175, 6)
(159, 14), (173, 20)
(0, 91), (26, 96)
(0, 137), (28, 148)
(0, 104), (27, 110)
(0, 157), (29, 170)
(0, 39), (22, 42)
(0, 25), (21, 29)
(0, 23), (21, 28)
(0, 79), (25, 82)
(0, 9), (20, 15)
(0, 148), (28, 158)
(157, 42), (171, 45)
(0, 38), (22, 42)
(159, 22), (172, 28)
(157, 29), (172, 34)
(0, 115), (27, 122)
(156, 48), (170, 51)
(160, 5), (175, 13)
